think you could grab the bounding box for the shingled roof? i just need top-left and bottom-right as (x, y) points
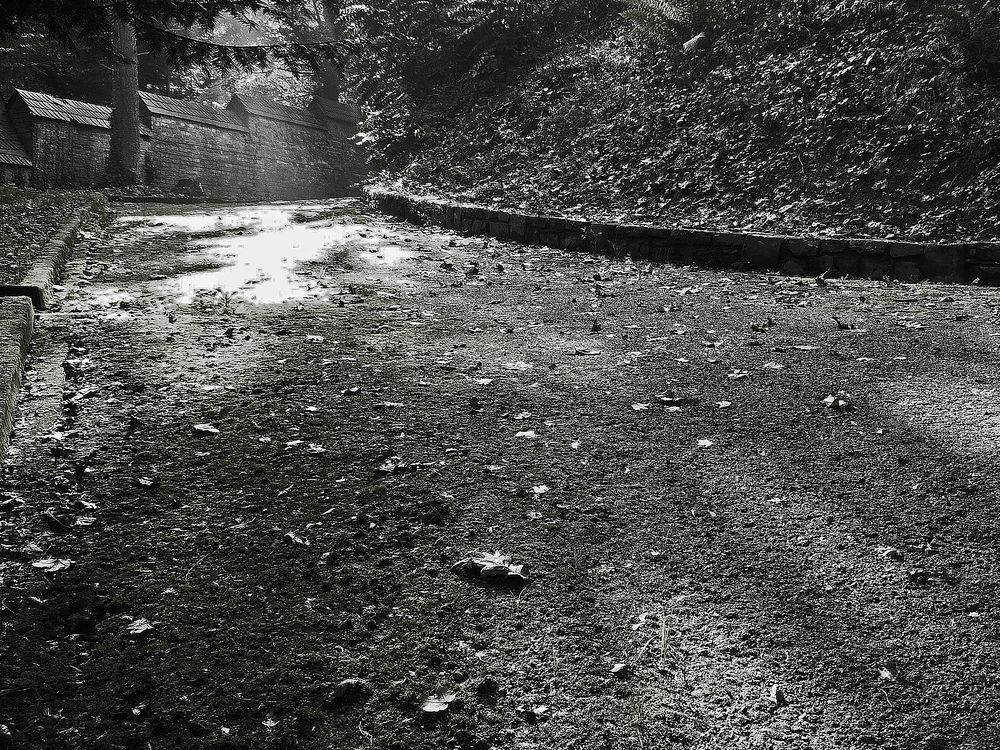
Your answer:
(13, 88), (111, 129)
(227, 94), (325, 130)
(0, 98), (31, 167)
(310, 97), (361, 125)
(139, 92), (247, 132)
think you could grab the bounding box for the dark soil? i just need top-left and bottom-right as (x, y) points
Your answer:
(1, 199), (999, 750)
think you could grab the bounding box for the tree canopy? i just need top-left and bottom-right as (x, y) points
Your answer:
(0, 1), (349, 74)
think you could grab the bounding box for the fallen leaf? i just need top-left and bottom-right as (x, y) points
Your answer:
(822, 392), (853, 410)
(451, 551), (531, 587)
(697, 439), (714, 448)
(631, 403), (650, 411)
(284, 532), (311, 546)
(421, 687), (458, 713)
(192, 423), (219, 434)
(32, 557), (74, 573)
(126, 618), (154, 635)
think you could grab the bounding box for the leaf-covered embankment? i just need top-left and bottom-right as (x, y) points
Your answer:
(376, 1), (1000, 242)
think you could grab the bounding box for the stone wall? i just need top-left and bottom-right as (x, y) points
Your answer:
(4, 88), (361, 198)
(368, 189), (988, 285)
(145, 115), (255, 200)
(30, 120), (111, 188)
(246, 116), (336, 199)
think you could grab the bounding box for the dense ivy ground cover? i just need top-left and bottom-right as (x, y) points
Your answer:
(379, 1), (1000, 241)
(0, 188), (103, 285)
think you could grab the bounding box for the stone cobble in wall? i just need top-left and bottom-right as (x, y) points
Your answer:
(368, 189), (983, 285)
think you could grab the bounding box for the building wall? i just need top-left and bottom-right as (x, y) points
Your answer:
(30, 120), (111, 188)
(246, 116), (339, 199)
(323, 119), (362, 196)
(145, 115), (255, 199)
(5, 99), (35, 153)
(0, 163), (29, 186)
(12, 98), (361, 197)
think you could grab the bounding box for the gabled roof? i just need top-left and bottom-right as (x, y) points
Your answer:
(0, 98), (31, 167)
(139, 92), (247, 132)
(13, 88), (111, 130)
(310, 97), (361, 125)
(227, 94), (325, 130)
(10, 89), (151, 136)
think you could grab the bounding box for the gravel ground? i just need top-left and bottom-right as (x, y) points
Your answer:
(1, 199), (999, 750)
(0, 188), (104, 285)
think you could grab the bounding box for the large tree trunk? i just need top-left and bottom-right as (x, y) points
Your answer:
(311, 2), (341, 100)
(108, 19), (141, 185)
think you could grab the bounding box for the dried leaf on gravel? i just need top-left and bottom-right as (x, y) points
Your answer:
(515, 430), (538, 439)
(822, 392), (853, 410)
(574, 348), (602, 356)
(284, 531), (311, 546)
(631, 403), (650, 411)
(421, 687), (457, 713)
(451, 550), (532, 587)
(31, 557), (74, 573)
(878, 664), (902, 682)
(192, 423), (220, 434)
(698, 439), (715, 448)
(126, 618), (154, 635)
(503, 361), (533, 371)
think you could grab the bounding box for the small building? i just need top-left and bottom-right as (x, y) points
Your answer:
(0, 87), (361, 198)
(4, 88), (150, 188)
(0, 95), (32, 186)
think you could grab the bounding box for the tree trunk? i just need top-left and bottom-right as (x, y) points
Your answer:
(314, 2), (341, 100)
(108, 19), (141, 185)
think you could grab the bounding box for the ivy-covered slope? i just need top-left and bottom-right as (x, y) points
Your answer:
(377, 1), (1000, 241)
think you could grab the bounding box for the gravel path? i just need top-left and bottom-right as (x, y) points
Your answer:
(1, 199), (998, 750)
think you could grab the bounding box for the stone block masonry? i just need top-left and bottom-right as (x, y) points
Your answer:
(367, 189), (983, 285)
(2, 88), (362, 199)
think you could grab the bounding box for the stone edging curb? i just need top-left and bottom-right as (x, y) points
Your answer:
(0, 197), (109, 310)
(365, 187), (995, 285)
(0, 297), (34, 465)
(0, 197), (109, 467)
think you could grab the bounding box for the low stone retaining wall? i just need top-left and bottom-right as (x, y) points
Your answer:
(367, 188), (996, 284)
(0, 296), (34, 465)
